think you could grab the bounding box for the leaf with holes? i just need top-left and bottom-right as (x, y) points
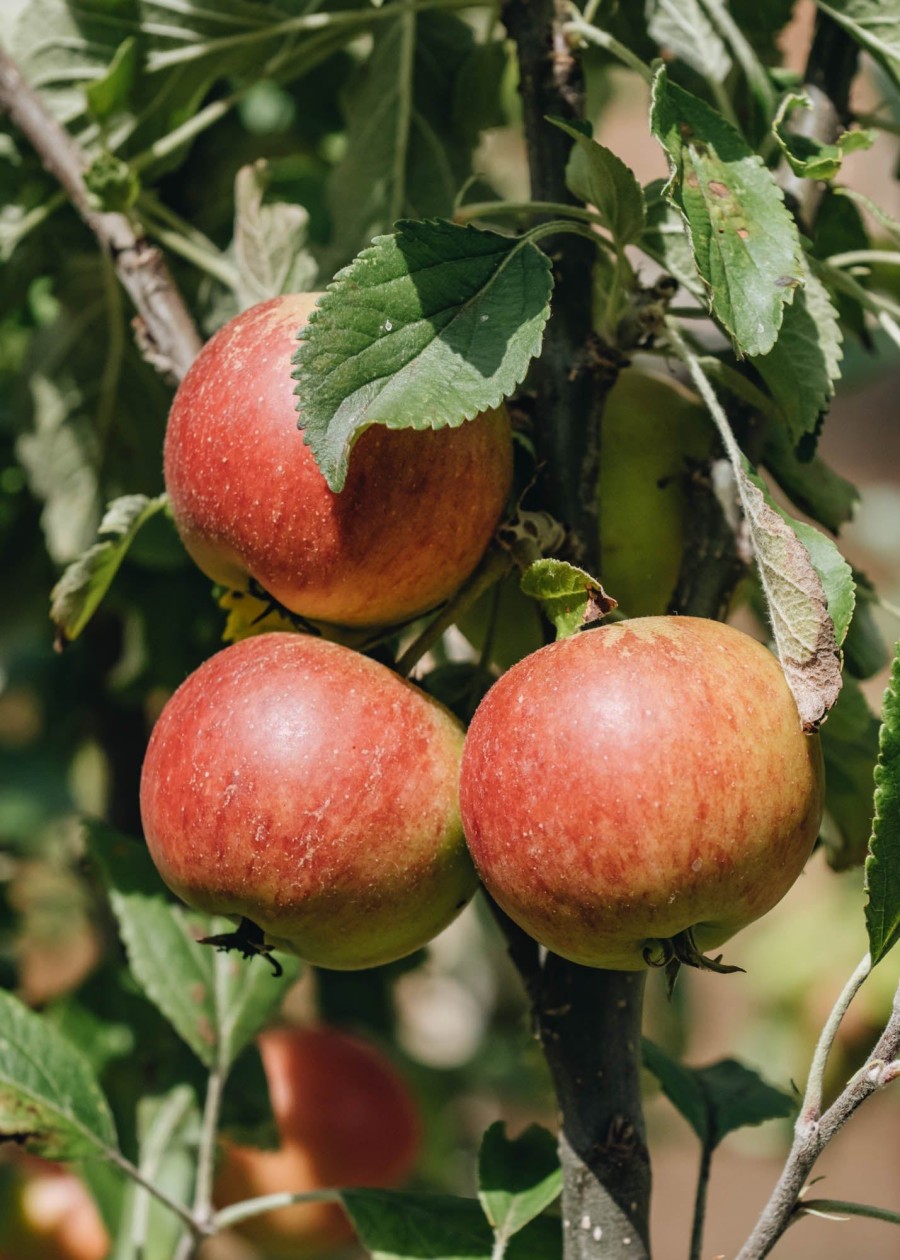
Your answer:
(293, 219), (552, 491)
(650, 66), (802, 355)
(520, 559), (617, 640)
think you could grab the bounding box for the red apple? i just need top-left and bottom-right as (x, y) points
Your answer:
(0, 1156), (109, 1260)
(459, 617), (824, 971)
(139, 632), (475, 969)
(214, 1025), (420, 1258)
(164, 292), (513, 628)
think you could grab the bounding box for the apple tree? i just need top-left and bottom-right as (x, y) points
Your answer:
(0, 2), (899, 1259)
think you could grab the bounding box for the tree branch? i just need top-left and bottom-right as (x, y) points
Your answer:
(0, 41), (202, 382)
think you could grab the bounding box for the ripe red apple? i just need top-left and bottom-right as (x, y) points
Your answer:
(139, 632), (475, 969)
(214, 1025), (420, 1258)
(0, 1156), (109, 1260)
(164, 292), (513, 628)
(459, 617), (824, 971)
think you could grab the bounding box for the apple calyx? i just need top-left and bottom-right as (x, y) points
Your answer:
(642, 927), (745, 996)
(198, 917), (283, 978)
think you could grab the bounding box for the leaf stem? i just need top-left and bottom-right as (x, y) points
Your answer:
(103, 1146), (202, 1238)
(689, 1142), (714, 1260)
(212, 1188), (342, 1231)
(826, 250), (900, 270)
(395, 545), (513, 678)
(797, 953), (871, 1131)
(793, 1198), (900, 1227)
(455, 199), (610, 230)
(562, 16), (654, 84)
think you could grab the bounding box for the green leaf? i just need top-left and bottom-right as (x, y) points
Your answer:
(646, 0), (732, 82)
(88, 821), (301, 1070)
(233, 161), (317, 310)
(844, 574), (890, 680)
(865, 645), (900, 964)
(832, 186), (900, 247)
(293, 219), (552, 491)
(0, 989), (118, 1159)
(85, 36), (138, 123)
(478, 1123), (562, 1240)
(772, 92), (873, 180)
(821, 675), (881, 870)
(84, 152), (140, 213)
(650, 66), (803, 355)
(50, 494), (169, 644)
(641, 180), (703, 294)
(327, 12), (489, 266)
(550, 119), (645, 246)
(816, 0), (900, 90)
(519, 559), (617, 640)
(737, 461), (844, 728)
(751, 257), (843, 444)
(761, 423), (859, 534)
(643, 1040), (794, 1148)
(343, 1190), (561, 1260)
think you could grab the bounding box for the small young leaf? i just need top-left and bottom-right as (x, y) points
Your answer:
(772, 92), (873, 180)
(736, 462), (844, 729)
(233, 161), (317, 309)
(84, 36), (138, 123)
(50, 494), (169, 644)
(0, 989), (118, 1159)
(478, 1123), (562, 1239)
(550, 118), (646, 246)
(865, 646), (900, 965)
(650, 67), (803, 356)
(761, 423), (859, 534)
(816, 0), (900, 90)
(519, 559), (617, 640)
(646, 0), (732, 83)
(751, 258), (843, 444)
(88, 821), (301, 1070)
(821, 675), (881, 870)
(643, 1040), (794, 1147)
(293, 219), (552, 491)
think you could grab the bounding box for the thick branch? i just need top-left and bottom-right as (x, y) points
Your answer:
(736, 980), (900, 1259)
(0, 42), (201, 381)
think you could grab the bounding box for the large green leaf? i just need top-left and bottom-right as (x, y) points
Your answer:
(88, 821), (301, 1070)
(650, 66), (803, 356)
(293, 219), (552, 491)
(0, 989), (118, 1159)
(816, 0), (900, 89)
(751, 257), (843, 445)
(822, 675), (881, 870)
(865, 646), (900, 965)
(643, 1040), (794, 1147)
(478, 1124), (562, 1241)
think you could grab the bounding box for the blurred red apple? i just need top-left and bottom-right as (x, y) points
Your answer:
(214, 1025), (420, 1258)
(140, 632), (476, 969)
(459, 617), (824, 971)
(0, 1156), (108, 1260)
(164, 292), (513, 628)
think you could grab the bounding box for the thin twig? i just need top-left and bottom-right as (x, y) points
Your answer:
(0, 41), (201, 382)
(797, 953), (871, 1130)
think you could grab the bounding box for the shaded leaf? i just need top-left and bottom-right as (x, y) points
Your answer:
(650, 66), (802, 355)
(737, 462), (844, 728)
(821, 675), (880, 870)
(816, 0), (900, 90)
(85, 37), (138, 123)
(761, 423), (859, 534)
(832, 186), (900, 246)
(865, 645), (900, 965)
(551, 119), (645, 246)
(844, 574), (890, 680)
(233, 161), (317, 310)
(519, 559), (617, 640)
(641, 180), (703, 294)
(88, 821), (301, 1070)
(752, 257), (843, 444)
(0, 989), (117, 1159)
(50, 494), (168, 644)
(647, 0), (732, 81)
(643, 1040), (794, 1148)
(293, 219), (552, 491)
(772, 92), (873, 180)
(478, 1123), (562, 1239)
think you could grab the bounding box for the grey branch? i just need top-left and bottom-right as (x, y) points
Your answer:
(736, 978), (900, 1259)
(0, 41), (202, 382)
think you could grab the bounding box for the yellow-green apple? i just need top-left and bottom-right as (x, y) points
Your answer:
(459, 617), (823, 971)
(164, 292), (513, 628)
(214, 1025), (419, 1257)
(0, 1156), (109, 1260)
(598, 368), (713, 617)
(139, 632), (475, 968)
